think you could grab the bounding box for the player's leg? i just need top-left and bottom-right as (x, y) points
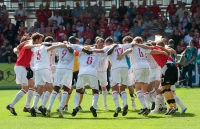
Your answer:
(173, 91), (187, 114)
(128, 86), (136, 110)
(64, 85), (73, 111)
(7, 66), (28, 116)
(120, 84), (128, 116)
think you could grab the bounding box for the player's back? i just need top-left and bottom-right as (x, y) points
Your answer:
(32, 45), (50, 70)
(57, 47), (75, 70)
(131, 46), (149, 69)
(78, 53), (106, 77)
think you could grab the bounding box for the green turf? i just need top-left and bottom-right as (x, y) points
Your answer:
(0, 88), (199, 129)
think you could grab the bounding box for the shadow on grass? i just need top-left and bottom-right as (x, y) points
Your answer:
(172, 112), (195, 117)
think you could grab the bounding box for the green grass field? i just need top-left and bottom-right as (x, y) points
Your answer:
(0, 88), (199, 129)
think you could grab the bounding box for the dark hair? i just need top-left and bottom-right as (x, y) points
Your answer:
(134, 36), (143, 43)
(20, 34), (31, 43)
(31, 32), (44, 42)
(68, 36), (78, 44)
(5, 43), (11, 47)
(105, 37), (114, 44)
(122, 36), (133, 43)
(44, 36), (54, 42)
(156, 41), (165, 47)
(168, 39), (174, 45)
(190, 39), (195, 44)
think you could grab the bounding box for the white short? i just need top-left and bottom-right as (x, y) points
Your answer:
(170, 85), (176, 91)
(110, 68), (128, 86)
(97, 72), (107, 87)
(127, 69), (134, 86)
(134, 68), (149, 83)
(53, 69), (72, 88)
(34, 69), (53, 86)
(149, 67), (162, 82)
(76, 74), (98, 90)
(14, 66), (28, 86)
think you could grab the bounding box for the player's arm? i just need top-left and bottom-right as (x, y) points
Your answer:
(13, 47), (20, 54)
(117, 48), (132, 60)
(24, 44), (41, 49)
(150, 50), (168, 55)
(134, 43), (152, 49)
(157, 46), (170, 55)
(90, 49), (104, 53)
(169, 48), (178, 61)
(16, 40), (30, 50)
(107, 44), (118, 55)
(47, 43), (66, 52)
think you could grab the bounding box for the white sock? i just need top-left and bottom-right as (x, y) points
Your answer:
(160, 94), (166, 108)
(121, 91), (127, 107)
(32, 93), (40, 109)
(112, 91), (120, 108)
(92, 94), (99, 109)
(74, 92), (80, 108)
(144, 92), (151, 109)
(154, 94), (162, 111)
(149, 89), (156, 102)
(59, 91), (68, 108)
(137, 90), (146, 109)
(40, 92), (45, 104)
(174, 93), (186, 109)
(47, 91), (57, 110)
(42, 91), (50, 108)
(57, 91), (62, 102)
(102, 91), (108, 107)
(25, 88), (34, 108)
(10, 89), (26, 107)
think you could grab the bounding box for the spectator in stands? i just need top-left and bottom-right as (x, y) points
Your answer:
(142, 15), (152, 29)
(76, 20), (84, 33)
(3, 23), (17, 48)
(14, 34), (20, 47)
(13, 3), (27, 30)
(91, 4), (101, 20)
(85, 1), (92, 13)
(48, 11), (64, 26)
(59, 5), (72, 26)
(148, 30), (157, 41)
(38, 22), (46, 34)
(121, 20), (129, 32)
(0, 5), (8, 25)
(18, 21), (27, 37)
(176, 44), (183, 53)
(164, 20), (173, 38)
(33, 21), (39, 32)
(150, 0), (161, 19)
(180, 38), (187, 50)
(133, 20), (142, 36)
(44, 26), (55, 38)
(84, 38), (92, 45)
(56, 24), (68, 42)
(127, 2), (136, 19)
(77, 31), (84, 45)
(28, 26), (35, 36)
(181, 39), (197, 88)
(166, 0), (177, 22)
(3, 18), (14, 31)
(175, 2), (189, 19)
(193, 7), (200, 19)
(65, 23), (71, 31)
(144, 6), (154, 21)
(82, 26), (94, 40)
(117, 0), (127, 22)
(0, 43), (12, 63)
(68, 24), (78, 37)
(185, 19), (198, 32)
(36, 4), (47, 26)
(137, 0), (147, 16)
(44, 2), (52, 21)
(190, 0), (199, 16)
(143, 24), (152, 37)
(172, 28), (183, 49)
(51, 20), (59, 34)
(114, 25), (121, 42)
(133, 14), (143, 27)
(184, 29), (195, 45)
(171, 15), (179, 27)
(151, 20), (162, 33)
(180, 11), (191, 29)
(99, 13), (108, 25)
(98, 1), (106, 14)
(177, 1), (182, 9)
(71, 2), (84, 18)
(109, 5), (119, 18)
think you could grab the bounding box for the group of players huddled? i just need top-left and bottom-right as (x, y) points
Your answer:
(6, 32), (187, 118)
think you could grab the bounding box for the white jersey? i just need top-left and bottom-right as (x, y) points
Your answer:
(49, 50), (56, 66)
(70, 44), (83, 52)
(97, 56), (108, 72)
(146, 54), (160, 69)
(104, 44), (131, 70)
(131, 46), (151, 69)
(31, 45), (50, 70)
(30, 53), (35, 71)
(56, 47), (75, 70)
(78, 53), (107, 77)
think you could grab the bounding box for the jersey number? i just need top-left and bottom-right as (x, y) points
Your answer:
(86, 57), (93, 65)
(62, 49), (68, 58)
(138, 48), (144, 57)
(36, 50), (41, 60)
(115, 48), (123, 55)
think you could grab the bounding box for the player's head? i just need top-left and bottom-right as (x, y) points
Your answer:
(133, 36), (143, 44)
(44, 36), (54, 43)
(189, 39), (195, 47)
(151, 41), (156, 46)
(168, 39), (174, 46)
(105, 37), (114, 46)
(122, 36), (133, 44)
(20, 34), (31, 43)
(96, 38), (104, 49)
(156, 41), (165, 47)
(31, 32), (44, 44)
(147, 40), (152, 44)
(68, 36), (79, 44)
(95, 36), (101, 43)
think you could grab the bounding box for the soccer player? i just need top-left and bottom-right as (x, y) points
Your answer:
(25, 40), (65, 117)
(118, 36), (167, 116)
(134, 40), (178, 115)
(6, 33), (42, 116)
(70, 43), (115, 117)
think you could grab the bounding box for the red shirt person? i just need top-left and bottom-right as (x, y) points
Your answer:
(150, 0), (161, 19)
(56, 24), (69, 42)
(82, 26), (94, 40)
(36, 4), (49, 26)
(137, 1), (147, 16)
